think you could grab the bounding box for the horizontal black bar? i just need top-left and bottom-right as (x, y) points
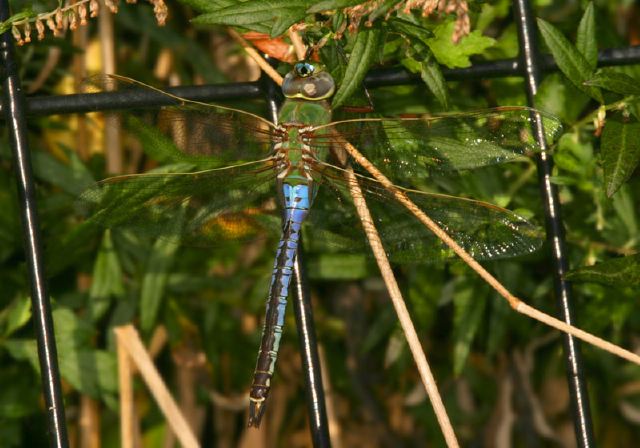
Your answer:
(1, 46), (639, 116)
(18, 82), (263, 116)
(366, 45), (640, 85)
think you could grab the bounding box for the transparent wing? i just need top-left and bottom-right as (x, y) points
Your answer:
(308, 106), (562, 180)
(305, 161), (543, 264)
(87, 75), (278, 165)
(78, 159), (281, 246)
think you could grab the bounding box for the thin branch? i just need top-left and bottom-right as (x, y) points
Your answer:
(117, 329), (136, 448)
(343, 165), (460, 448)
(342, 140), (640, 366)
(288, 27), (307, 61)
(228, 28), (284, 86)
(114, 325), (200, 448)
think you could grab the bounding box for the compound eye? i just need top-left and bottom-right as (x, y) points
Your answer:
(294, 62), (315, 78)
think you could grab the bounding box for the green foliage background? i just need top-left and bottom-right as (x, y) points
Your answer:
(1, 0), (640, 446)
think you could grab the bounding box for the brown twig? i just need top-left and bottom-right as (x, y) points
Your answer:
(341, 140), (640, 366)
(288, 27), (307, 61)
(228, 28), (284, 86)
(115, 325), (200, 448)
(343, 165), (460, 447)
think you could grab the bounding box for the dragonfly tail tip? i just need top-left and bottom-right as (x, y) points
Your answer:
(248, 399), (267, 428)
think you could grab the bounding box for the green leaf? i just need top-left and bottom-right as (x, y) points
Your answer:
(566, 254), (640, 287)
(452, 283), (487, 375)
(0, 296), (31, 338)
(585, 70), (640, 96)
(402, 56), (449, 109)
(0, 10), (33, 34)
(537, 18), (602, 102)
(576, 2), (597, 70)
(388, 17), (434, 44)
(309, 254), (369, 280)
(4, 309), (118, 397)
(427, 22), (495, 69)
(140, 235), (181, 333)
(32, 150), (95, 196)
(307, 0), (362, 13)
(192, 0), (313, 36)
(177, 0), (222, 12)
(332, 27), (382, 108)
(89, 231), (125, 321)
(600, 119), (640, 197)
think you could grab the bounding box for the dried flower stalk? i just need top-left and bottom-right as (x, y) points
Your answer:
(342, 0), (470, 42)
(5, 0), (168, 46)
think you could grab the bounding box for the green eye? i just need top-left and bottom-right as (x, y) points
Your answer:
(294, 62), (315, 78)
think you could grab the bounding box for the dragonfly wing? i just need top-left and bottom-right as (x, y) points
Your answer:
(306, 162), (543, 263)
(88, 75), (278, 165)
(78, 159), (281, 247)
(308, 107), (562, 179)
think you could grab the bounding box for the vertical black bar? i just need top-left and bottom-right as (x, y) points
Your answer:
(513, 0), (595, 446)
(260, 65), (331, 447)
(0, 1), (69, 448)
(291, 247), (331, 448)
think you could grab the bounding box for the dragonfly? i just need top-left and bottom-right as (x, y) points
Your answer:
(79, 61), (562, 427)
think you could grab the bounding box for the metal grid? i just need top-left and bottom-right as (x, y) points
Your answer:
(2, 0), (640, 446)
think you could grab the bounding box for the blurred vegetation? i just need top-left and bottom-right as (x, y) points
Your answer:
(1, 0), (640, 446)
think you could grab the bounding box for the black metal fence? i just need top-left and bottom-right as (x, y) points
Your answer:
(2, 0), (640, 446)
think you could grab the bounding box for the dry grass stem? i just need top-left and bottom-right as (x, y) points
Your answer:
(343, 166), (460, 448)
(342, 140), (640, 366)
(117, 330), (135, 448)
(288, 28), (307, 61)
(228, 28), (284, 85)
(115, 325), (200, 448)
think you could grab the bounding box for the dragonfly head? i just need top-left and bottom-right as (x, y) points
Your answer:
(282, 61), (335, 101)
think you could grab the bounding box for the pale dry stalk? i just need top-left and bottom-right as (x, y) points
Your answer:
(342, 140), (640, 367)
(228, 28), (284, 85)
(343, 165), (460, 448)
(115, 325), (200, 448)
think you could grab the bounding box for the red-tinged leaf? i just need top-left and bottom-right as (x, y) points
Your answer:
(243, 32), (296, 63)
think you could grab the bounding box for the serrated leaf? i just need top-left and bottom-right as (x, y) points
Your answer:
(576, 2), (597, 69)
(192, 0), (313, 37)
(401, 56), (449, 108)
(566, 254), (640, 287)
(600, 119), (640, 197)
(427, 22), (495, 69)
(332, 27), (382, 108)
(388, 17), (433, 44)
(419, 58), (449, 109)
(537, 18), (602, 102)
(585, 71), (640, 96)
(177, 0), (223, 12)
(307, 0), (361, 13)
